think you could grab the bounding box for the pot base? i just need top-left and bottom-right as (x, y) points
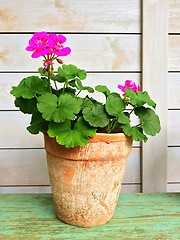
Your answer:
(44, 133), (132, 227)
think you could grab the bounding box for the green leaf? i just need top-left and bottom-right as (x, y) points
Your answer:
(10, 76), (48, 99)
(57, 64), (77, 80)
(117, 112), (130, 124)
(47, 117), (96, 148)
(37, 93), (81, 123)
(82, 86), (94, 93)
(83, 104), (109, 127)
(76, 78), (83, 89)
(122, 124), (148, 142)
(95, 85), (110, 98)
(50, 74), (66, 83)
(105, 94), (125, 116)
(38, 67), (48, 77)
(76, 78), (94, 93)
(125, 88), (156, 108)
(27, 111), (48, 134)
(134, 107), (161, 136)
(69, 80), (80, 89)
(57, 87), (76, 95)
(15, 97), (37, 114)
(62, 64), (78, 75)
(80, 98), (94, 109)
(77, 70), (86, 80)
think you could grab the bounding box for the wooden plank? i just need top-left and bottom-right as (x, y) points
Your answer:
(0, 149), (49, 185)
(0, 186), (51, 194)
(0, 73), (141, 110)
(168, 110), (180, 146)
(142, 0), (168, 192)
(168, 73), (180, 109)
(0, 111), (43, 148)
(0, 34), (141, 71)
(120, 184), (140, 193)
(0, 111), (141, 148)
(169, 0), (180, 33)
(0, 148), (140, 186)
(169, 36), (180, 71)
(0, 193), (180, 239)
(168, 147), (180, 182)
(0, 184), (140, 194)
(167, 183), (180, 192)
(0, 0), (140, 33)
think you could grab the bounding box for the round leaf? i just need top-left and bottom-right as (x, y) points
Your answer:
(95, 85), (110, 97)
(82, 104), (109, 127)
(37, 93), (81, 123)
(134, 107), (161, 136)
(105, 94), (125, 116)
(10, 76), (48, 99)
(47, 117), (96, 148)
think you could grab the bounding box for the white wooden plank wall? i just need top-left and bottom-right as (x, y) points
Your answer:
(0, 0), (179, 194)
(168, 0), (180, 192)
(0, 0), (141, 194)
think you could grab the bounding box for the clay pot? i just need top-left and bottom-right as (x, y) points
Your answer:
(44, 133), (132, 227)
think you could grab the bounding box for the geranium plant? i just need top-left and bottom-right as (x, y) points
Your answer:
(10, 32), (161, 148)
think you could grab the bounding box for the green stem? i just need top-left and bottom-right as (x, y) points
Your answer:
(62, 82), (66, 94)
(129, 108), (134, 115)
(54, 80), (58, 91)
(135, 122), (142, 127)
(107, 118), (117, 133)
(76, 90), (82, 96)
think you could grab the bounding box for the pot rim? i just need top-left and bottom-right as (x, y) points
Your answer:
(88, 132), (132, 143)
(44, 132), (132, 144)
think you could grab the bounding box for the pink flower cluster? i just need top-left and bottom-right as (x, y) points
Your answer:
(118, 80), (141, 96)
(26, 31), (71, 58)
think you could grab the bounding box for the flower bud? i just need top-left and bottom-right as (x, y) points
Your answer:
(49, 68), (53, 76)
(57, 59), (63, 64)
(42, 68), (46, 74)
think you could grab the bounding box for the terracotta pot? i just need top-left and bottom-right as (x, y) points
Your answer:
(44, 133), (132, 227)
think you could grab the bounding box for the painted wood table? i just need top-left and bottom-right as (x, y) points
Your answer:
(0, 193), (180, 239)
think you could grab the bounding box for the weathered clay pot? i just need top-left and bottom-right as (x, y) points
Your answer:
(44, 133), (132, 227)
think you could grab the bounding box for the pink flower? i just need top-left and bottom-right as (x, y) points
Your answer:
(26, 32), (71, 58)
(43, 61), (52, 67)
(48, 33), (71, 56)
(118, 80), (141, 96)
(26, 32), (50, 58)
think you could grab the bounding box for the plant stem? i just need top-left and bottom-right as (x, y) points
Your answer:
(135, 122), (142, 127)
(76, 90), (82, 96)
(62, 82), (66, 94)
(129, 109), (134, 115)
(54, 80), (58, 91)
(48, 73), (52, 92)
(107, 118), (117, 133)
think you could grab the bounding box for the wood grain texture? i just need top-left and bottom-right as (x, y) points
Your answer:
(168, 110), (180, 146)
(168, 73), (180, 109)
(169, 0), (180, 33)
(142, 0), (168, 192)
(169, 36), (180, 71)
(168, 147), (180, 182)
(0, 73), (141, 110)
(0, 148), (140, 185)
(0, 184), (141, 194)
(0, 0), (140, 33)
(0, 34), (141, 71)
(0, 193), (179, 239)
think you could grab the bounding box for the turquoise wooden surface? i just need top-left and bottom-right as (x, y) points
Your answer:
(0, 193), (180, 239)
